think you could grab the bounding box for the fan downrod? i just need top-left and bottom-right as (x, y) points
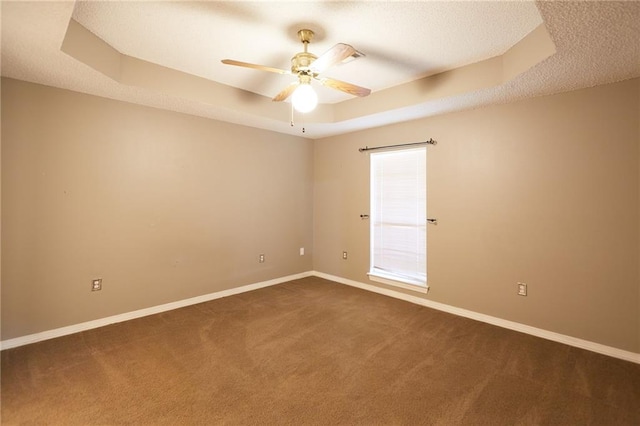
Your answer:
(292, 29), (317, 74)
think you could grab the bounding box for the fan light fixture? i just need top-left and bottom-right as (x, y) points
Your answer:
(291, 83), (317, 113)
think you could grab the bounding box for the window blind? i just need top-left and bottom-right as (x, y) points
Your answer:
(370, 147), (426, 286)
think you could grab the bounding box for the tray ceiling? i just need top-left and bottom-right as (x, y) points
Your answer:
(1, 1), (639, 139)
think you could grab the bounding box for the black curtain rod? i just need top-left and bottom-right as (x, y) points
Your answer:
(358, 138), (437, 153)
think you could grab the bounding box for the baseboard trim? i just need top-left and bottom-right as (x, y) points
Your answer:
(3, 270), (639, 364)
(0, 271), (313, 351)
(312, 271), (640, 365)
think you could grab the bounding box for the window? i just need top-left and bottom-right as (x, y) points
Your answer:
(369, 147), (427, 291)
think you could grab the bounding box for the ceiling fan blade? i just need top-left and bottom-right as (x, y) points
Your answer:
(310, 43), (357, 74)
(272, 82), (299, 102)
(317, 77), (371, 97)
(221, 59), (290, 75)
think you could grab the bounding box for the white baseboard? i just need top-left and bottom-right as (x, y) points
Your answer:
(0, 271), (313, 351)
(3, 269), (639, 365)
(312, 271), (640, 365)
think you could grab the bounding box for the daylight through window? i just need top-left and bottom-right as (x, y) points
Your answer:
(369, 147), (427, 290)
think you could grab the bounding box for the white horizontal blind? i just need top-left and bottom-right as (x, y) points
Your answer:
(370, 147), (426, 287)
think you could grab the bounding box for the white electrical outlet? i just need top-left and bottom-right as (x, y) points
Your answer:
(91, 278), (102, 292)
(517, 282), (527, 296)
(300, 247), (305, 256)
(259, 254), (265, 263)
(342, 251), (348, 260)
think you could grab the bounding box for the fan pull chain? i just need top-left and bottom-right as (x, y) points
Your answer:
(289, 102), (307, 134)
(288, 102), (307, 134)
(290, 101), (294, 127)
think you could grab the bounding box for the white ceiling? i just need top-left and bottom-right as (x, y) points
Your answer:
(70, 1), (542, 104)
(2, 1), (640, 139)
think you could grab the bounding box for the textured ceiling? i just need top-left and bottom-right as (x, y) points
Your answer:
(1, 1), (640, 139)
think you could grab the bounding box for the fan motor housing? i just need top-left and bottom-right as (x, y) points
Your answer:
(291, 52), (317, 75)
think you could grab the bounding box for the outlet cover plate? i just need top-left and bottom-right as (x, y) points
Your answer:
(517, 282), (527, 296)
(92, 278), (102, 291)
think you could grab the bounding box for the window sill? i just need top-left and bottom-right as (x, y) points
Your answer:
(367, 273), (429, 294)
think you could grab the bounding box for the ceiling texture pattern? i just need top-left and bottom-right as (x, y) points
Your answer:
(1, 1), (639, 139)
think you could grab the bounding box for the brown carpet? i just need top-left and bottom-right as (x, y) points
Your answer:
(2, 276), (639, 425)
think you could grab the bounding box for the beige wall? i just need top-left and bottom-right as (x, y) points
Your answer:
(2, 76), (639, 354)
(1, 78), (314, 340)
(314, 78), (640, 353)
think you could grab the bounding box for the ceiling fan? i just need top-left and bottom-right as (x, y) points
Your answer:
(221, 29), (371, 113)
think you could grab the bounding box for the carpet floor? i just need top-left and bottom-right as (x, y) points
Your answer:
(2, 276), (639, 425)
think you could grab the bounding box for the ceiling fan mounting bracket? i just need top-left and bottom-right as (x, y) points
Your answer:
(297, 29), (315, 46)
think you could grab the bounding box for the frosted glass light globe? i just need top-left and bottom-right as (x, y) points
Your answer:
(291, 83), (318, 113)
